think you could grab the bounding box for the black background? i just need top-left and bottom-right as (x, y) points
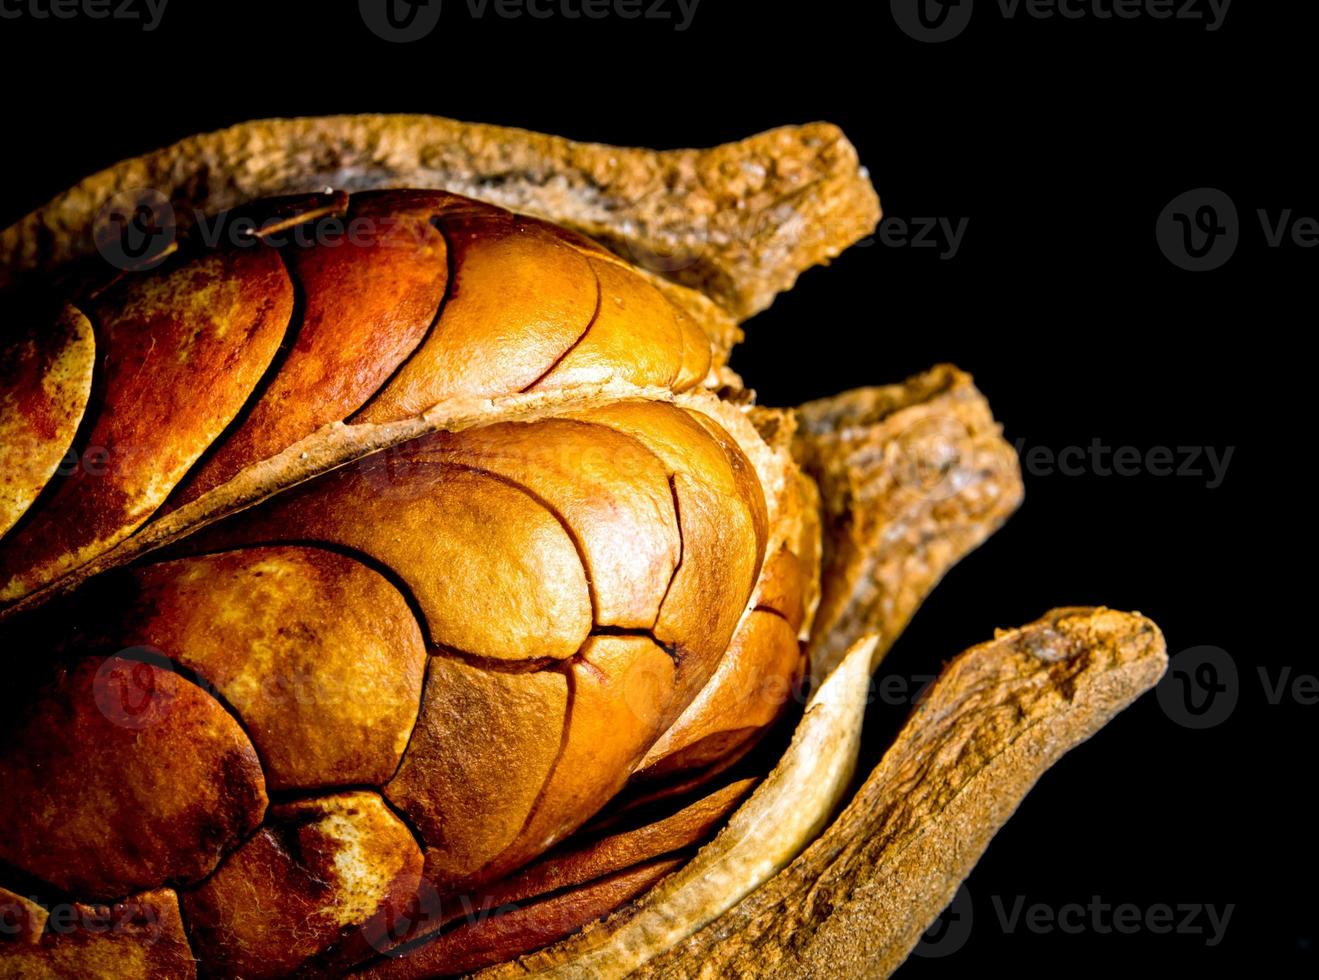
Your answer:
(0, 1), (1310, 975)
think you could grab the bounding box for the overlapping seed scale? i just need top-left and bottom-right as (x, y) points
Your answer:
(180, 791), (423, 979)
(0, 547), (431, 971)
(183, 456), (596, 661)
(636, 546), (811, 780)
(165, 401), (765, 886)
(355, 860), (685, 980)
(560, 400), (769, 704)
(528, 243), (711, 393)
(176, 195), (450, 502)
(384, 406), (767, 888)
(0, 245), (294, 602)
(0, 190), (712, 606)
(179, 401), (764, 665)
(0, 190), (757, 976)
(406, 417), (682, 630)
(0, 412), (766, 974)
(0, 653), (268, 900)
(72, 546), (429, 790)
(354, 779), (757, 979)
(386, 656), (570, 887)
(0, 305), (94, 539)
(497, 636), (678, 861)
(638, 609), (802, 780)
(545, 224), (713, 392)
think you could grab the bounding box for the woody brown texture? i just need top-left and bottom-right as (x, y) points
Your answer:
(0, 115), (882, 323)
(0, 118), (1164, 979)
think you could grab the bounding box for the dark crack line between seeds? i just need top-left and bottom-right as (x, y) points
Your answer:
(0, 300), (109, 548)
(159, 244), (305, 511)
(347, 213), (456, 423)
(518, 254), (603, 392)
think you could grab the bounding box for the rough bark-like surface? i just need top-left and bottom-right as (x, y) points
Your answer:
(0, 115), (881, 323)
(793, 365), (1025, 676)
(629, 607), (1167, 978)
